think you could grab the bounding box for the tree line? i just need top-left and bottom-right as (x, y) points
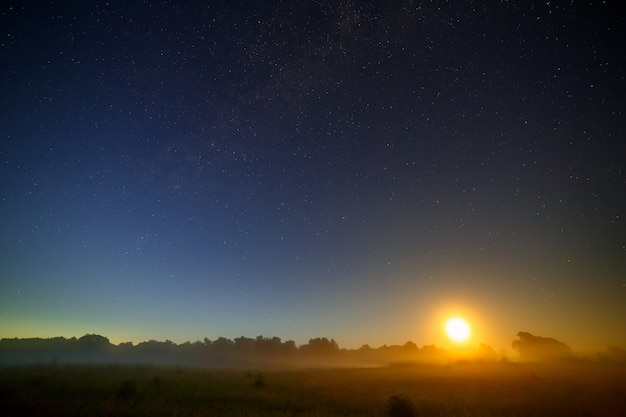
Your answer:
(0, 334), (492, 367)
(1, 331), (623, 366)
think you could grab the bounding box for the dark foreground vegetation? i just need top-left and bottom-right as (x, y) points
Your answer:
(1, 362), (625, 417)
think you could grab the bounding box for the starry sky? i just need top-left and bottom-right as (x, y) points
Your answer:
(1, 1), (624, 353)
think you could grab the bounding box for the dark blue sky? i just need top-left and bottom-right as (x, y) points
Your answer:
(1, 1), (624, 351)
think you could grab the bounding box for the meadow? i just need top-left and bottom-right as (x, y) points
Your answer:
(1, 361), (624, 416)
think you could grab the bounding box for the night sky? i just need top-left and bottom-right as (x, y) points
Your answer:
(1, 1), (624, 353)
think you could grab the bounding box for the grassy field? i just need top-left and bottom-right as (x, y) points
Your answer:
(1, 361), (625, 416)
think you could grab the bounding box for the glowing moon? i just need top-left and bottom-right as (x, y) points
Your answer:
(445, 317), (471, 342)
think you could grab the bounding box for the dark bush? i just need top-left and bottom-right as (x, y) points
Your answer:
(253, 372), (266, 389)
(387, 394), (417, 417)
(115, 379), (138, 400)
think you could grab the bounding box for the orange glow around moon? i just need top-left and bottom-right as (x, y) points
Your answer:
(445, 317), (471, 343)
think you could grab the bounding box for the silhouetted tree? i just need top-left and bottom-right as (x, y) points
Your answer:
(282, 339), (297, 353)
(512, 331), (573, 362)
(402, 341), (418, 351)
(136, 339), (175, 352)
(212, 337), (234, 350)
(234, 336), (256, 351)
(77, 334), (111, 349)
(416, 344), (447, 362)
(301, 337), (340, 354)
(475, 343), (498, 361)
(117, 341), (133, 350)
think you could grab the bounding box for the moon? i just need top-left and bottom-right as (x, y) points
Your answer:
(445, 317), (471, 343)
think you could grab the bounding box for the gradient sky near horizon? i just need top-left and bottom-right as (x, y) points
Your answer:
(1, 1), (624, 353)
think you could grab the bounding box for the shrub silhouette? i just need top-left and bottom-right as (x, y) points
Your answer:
(387, 394), (416, 417)
(253, 372), (266, 389)
(115, 379), (138, 400)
